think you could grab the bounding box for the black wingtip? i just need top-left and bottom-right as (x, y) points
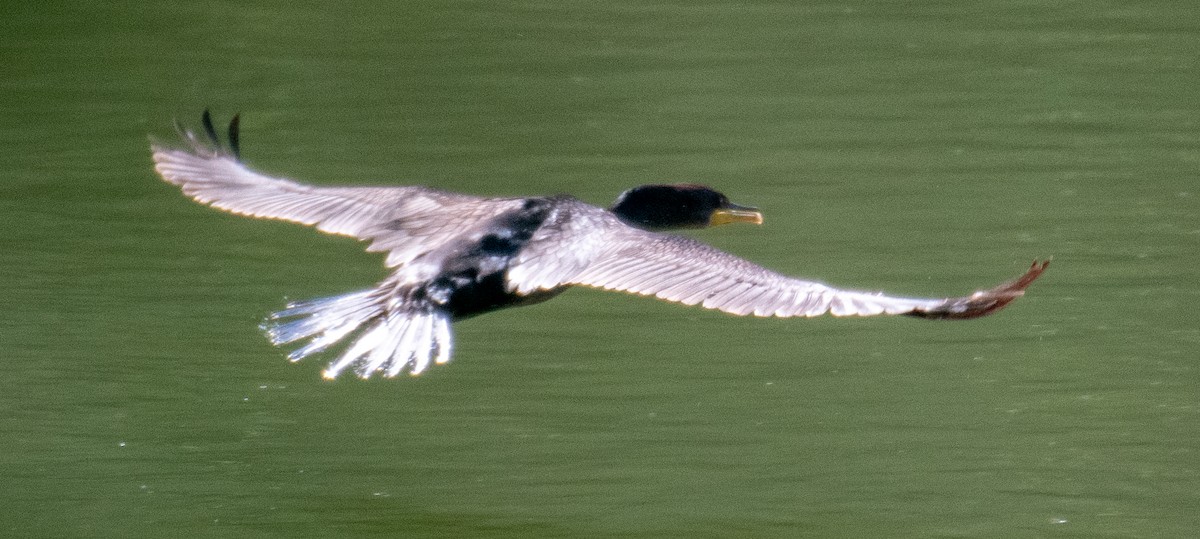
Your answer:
(201, 109), (219, 145)
(191, 109), (243, 161)
(228, 113), (242, 161)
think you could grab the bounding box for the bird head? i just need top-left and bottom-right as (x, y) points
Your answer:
(609, 184), (763, 231)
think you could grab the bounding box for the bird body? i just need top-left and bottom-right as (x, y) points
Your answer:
(152, 112), (1048, 379)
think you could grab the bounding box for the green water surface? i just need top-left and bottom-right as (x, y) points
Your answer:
(3, 2), (1197, 537)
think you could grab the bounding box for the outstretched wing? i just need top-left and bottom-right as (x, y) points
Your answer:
(150, 111), (523, 267)
(509, 207), (1048, 319)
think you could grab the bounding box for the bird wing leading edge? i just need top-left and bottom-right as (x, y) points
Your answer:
(512, 214), (1048, 319)
(150, 112), (523, 268)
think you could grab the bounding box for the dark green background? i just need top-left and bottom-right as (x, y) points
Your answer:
(3, 2), (1197, 537)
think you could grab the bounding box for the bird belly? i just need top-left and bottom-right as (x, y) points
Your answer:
(430, 268), (565, 321)
(412, 197), (560, 320)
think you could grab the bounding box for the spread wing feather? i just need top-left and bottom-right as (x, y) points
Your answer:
(509, 206), (1048, 319)
(151, 117), (522, 268)
(570, 230), (938, 317)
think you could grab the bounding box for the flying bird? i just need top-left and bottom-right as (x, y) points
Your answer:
(151, 112), (1048, 379)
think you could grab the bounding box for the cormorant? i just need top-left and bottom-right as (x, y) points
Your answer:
(151, 112), (1048, 379)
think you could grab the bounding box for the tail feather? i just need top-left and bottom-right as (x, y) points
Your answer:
(261, 289), (453, 379)
(266, 290), (382, 345)
(433, 319), (453, 366)
(390, 313), (427, 377)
